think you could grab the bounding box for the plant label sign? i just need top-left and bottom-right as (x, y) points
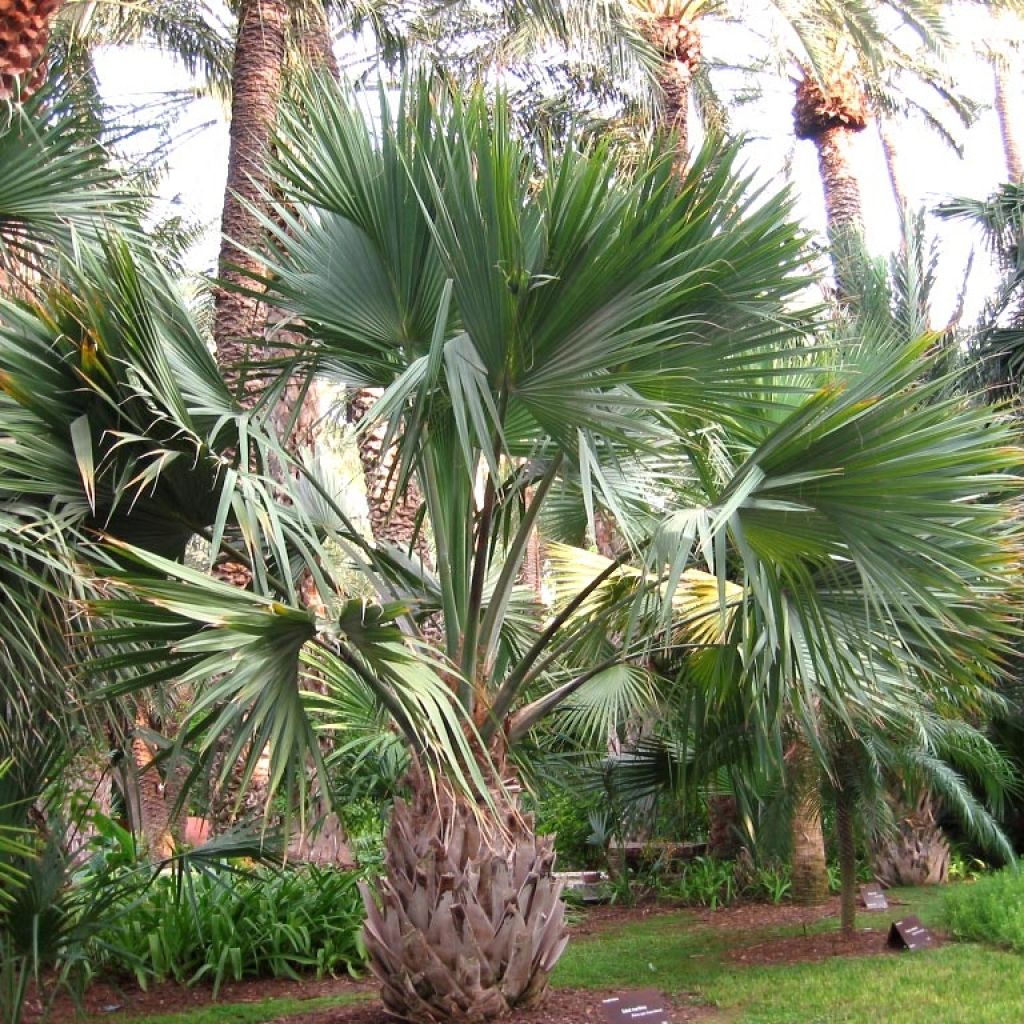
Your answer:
(600, 990), (672, 1023)
(887, 915), (935, 951)
(859, 883), (889, 910)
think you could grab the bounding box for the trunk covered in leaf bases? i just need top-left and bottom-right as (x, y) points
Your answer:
(0, 0), (62, 98)
(788, 736), (829, 906)
(793, 66), (868, 295)
(641, 12), (702, 168)
(362, 772), (567, 1023)
(872, 794), (949, 887)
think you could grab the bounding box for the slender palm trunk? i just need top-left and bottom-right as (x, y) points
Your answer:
(788, 735), (829, 906)
(835, 783), (857, 935)
(993, 57), (1023, 183)
(0, 0), (63, 98)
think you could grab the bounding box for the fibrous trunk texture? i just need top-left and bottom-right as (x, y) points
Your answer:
(707, 794), (741, 860)
(993, 57), (1023, 183)
(214, 0), (288, 395)
(131, 711), (184, 862)
(0, 0), (62, 98)
(812, 126), (865, 240)
(787, 737), (829, 906)
(793, 70), (868, 295)
(362, 777), (568, 1023)
(642, 14), (701, 169)
(872, 795), (949, 887)
(835, 784), (857, 935)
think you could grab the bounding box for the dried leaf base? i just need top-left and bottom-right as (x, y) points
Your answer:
(361, 779), (568, 1023)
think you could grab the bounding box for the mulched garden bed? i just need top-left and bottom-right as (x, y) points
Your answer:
(30, 898), (938, 1023)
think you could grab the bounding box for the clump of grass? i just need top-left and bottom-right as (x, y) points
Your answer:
(942, 868), (1024, 952)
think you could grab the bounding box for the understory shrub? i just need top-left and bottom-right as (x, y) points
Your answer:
(942, 868), (1024, 952)
(93, 866), (367, 994)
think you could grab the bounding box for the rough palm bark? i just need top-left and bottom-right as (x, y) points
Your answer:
(793, 69), (869, 245)
(0, 0), (62, 98)
(787, 735), (829, 906)
(361, 772), (568, 1023)
(131, 710), (182, 862)
(214, 0), (288, 394)
(707, 793), (741, 860)
(640, 11), (702, 166)
(993, 56), (1023, 183)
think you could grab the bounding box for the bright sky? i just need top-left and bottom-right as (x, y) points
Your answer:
(95, 18), (1014, 327)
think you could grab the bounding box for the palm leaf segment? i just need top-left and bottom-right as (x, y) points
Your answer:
(0, 97), (484, 809)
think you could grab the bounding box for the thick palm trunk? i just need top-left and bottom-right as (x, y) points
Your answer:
(812, 126), (864, 241)
(0, 0), (62, 98)
(788, 736), (829, 906)
(872, 793), (949, 887)
(214, 0), (288, 393)
(835, 784), (857, 935)
(362, 773), (568, 1022)
(793, 70), (868, 297)
(707, 793), (741, 860)
(993, 57), (1023, 183)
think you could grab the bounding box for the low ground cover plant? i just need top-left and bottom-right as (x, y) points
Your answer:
(942, 867), (1024, 952)
(93, 867), (367, 994)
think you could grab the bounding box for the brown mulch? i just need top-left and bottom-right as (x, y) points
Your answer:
(24, 974), (375, 1023)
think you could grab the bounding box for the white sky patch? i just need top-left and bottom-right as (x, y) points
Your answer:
(96, 17), (1013, 326)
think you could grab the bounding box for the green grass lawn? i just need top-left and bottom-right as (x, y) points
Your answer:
(86, 885), (1022, 1024)
(553, 886), (1024, 1023)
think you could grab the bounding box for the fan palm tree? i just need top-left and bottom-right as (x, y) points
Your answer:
(177, 72), (1021, 1018)
(4, 69), (1023, 1022)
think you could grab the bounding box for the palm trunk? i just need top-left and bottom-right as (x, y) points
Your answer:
(0, 0), (63, 98)
(214, 0), (288, 394)
(993, 57), (1023, 183)
(362, 770), (568, 1022)
(131, 712), (179, 862)
(872, 793), (950, 887)
(814, 126), (864, 241)
(788, 736), (829, 906)
(835, 783), (857, 936)
(641, 14), (701, 172)
(707, 793), (741, 860)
